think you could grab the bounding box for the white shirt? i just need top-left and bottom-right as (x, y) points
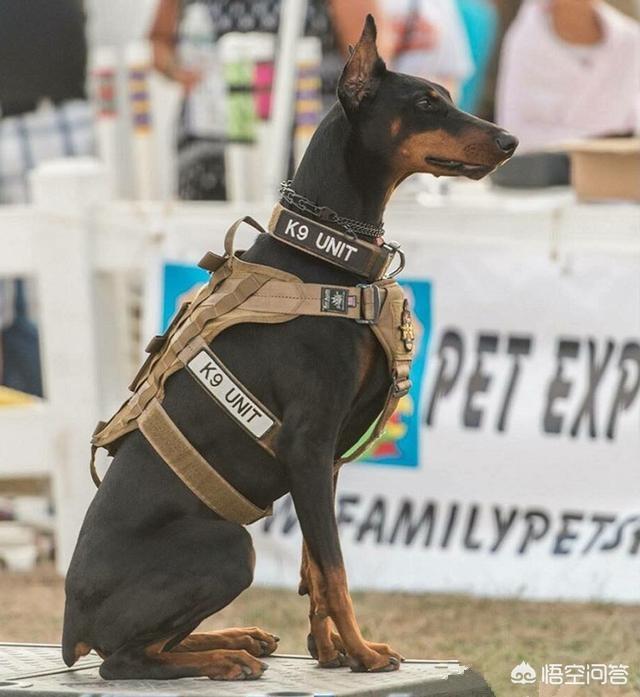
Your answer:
(496, 0), (640, 152)
(383, 0), (474, 83)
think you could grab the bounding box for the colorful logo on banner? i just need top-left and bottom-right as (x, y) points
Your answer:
(356, 279), (431, 469)
(160, 263), (209, 331)
(160, 264), (431, 469)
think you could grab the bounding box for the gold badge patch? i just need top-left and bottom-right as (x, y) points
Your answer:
(400, 299), (415, 353)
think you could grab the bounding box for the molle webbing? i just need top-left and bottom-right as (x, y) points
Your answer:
(91, 216), (414, 526)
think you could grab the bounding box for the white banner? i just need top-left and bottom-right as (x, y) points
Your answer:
(250, 240), (640, 602)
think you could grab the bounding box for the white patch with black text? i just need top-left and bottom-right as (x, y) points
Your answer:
(187, 350), (274, 438)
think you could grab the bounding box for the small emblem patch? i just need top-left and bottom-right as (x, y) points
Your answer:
(400, 299), (415, 352)
(321, 287), (349, 314)
(187, 350), (275, 438)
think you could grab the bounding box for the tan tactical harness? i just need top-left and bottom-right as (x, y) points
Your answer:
(91, 209), (415, 526)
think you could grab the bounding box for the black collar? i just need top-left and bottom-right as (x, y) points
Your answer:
(279, 180), (385, 241)
(267, 203), (404, 282)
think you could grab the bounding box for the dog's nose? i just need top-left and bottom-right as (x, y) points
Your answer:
(495, 132), (518, 154)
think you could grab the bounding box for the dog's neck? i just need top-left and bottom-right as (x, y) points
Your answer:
(290, 103), (392, 230)
(243, 103), (393, 283)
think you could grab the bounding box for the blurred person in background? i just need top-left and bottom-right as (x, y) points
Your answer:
(0, 0), (95, 398)
(496, 0), (640, 153)
(607, 0), (640, 18)
(149, 0), (392, 200)
(383, 0), (473, 101)
(150, 0), (394, 100)
(478, 0), (638, 123)
(0, 0), (94, 204)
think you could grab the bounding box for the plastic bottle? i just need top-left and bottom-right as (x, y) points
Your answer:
(179, 2), (225, 138)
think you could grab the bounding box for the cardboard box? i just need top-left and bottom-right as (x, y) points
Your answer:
(569, 138), (640, 202)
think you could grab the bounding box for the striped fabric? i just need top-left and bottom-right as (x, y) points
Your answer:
(179, 0), (341, 97)
(0, 99), (95, 204)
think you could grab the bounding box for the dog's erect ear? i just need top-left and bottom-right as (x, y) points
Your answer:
(338, 15), (386, 114)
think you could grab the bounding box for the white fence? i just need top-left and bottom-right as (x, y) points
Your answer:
(0, 158), (638, 593)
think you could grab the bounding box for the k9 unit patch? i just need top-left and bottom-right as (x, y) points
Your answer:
(321, 287), (351, 314)
(187, 349), (275, 439)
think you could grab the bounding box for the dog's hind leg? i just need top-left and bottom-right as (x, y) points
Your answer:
(100, 640), (268, 681)
(67, 516), (270, 680)
(171, 628), (279, 657)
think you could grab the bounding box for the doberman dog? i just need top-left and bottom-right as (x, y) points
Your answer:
(62, 16), (517, 682)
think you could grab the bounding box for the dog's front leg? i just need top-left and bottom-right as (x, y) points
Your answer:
(299, 472), (347, 668)
(286, 430), (402, 673)
(299, 540), (346, 667)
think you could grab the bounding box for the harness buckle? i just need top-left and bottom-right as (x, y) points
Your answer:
(356, 283), (382, 324)
(392, 367), (412, 397)
(393, 377), (412, 397)
(383, 240), (406, 279)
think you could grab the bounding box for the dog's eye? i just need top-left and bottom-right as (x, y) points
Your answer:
(416, 97), (437, 112)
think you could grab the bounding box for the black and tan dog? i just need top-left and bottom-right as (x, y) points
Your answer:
(63, 16), (516, 681)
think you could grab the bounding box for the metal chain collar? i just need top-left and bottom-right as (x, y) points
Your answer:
(279, 180), (385, 240)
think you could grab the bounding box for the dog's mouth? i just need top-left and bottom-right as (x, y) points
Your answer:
(424, 156), (492, 177)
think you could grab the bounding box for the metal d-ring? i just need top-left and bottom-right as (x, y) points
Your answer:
(384, 241), (405, 278)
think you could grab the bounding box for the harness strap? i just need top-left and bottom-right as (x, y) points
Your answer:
(127, 274), (266, 403)
(139, 398), (270, 524)
(90, 213), (414, 525)
(225, 215), (265, 257)
(133, 216), (267, 392)
(241, 280), (383, 323)
(184, 335), (282, 456)
(89, 420), (108, 486)
(336, 360), (412, 467)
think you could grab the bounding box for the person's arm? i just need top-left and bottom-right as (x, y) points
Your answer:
(328, 0), (396, 61)
(149, 0), (200, 91)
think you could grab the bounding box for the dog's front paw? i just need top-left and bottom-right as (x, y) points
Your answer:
(307, 632), (349, 668)
(363, 641), (404, 663)
(347, 641), (404, 673)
